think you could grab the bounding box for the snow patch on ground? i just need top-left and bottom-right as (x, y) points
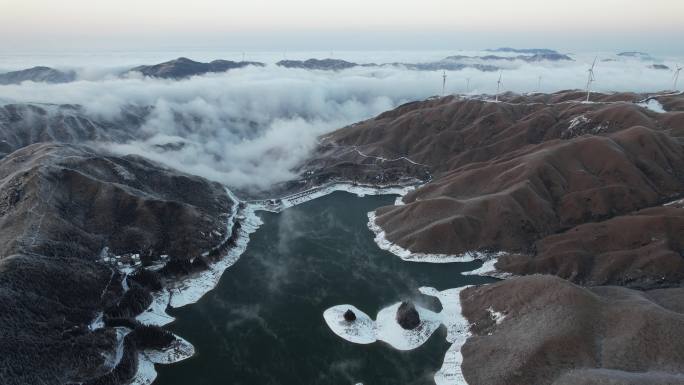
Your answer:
(664, 197), (684, 207)
(323, 302), (442, 350)
(368, 211), (506, 264)
(168, 204), (262, 308)
(420, 287), (471, 385)
(418, 287), (469, 344)
(326, 286), (476, 385)
(375, 302), (442, 350)
(353, 148), (429, 167)
(462, 258), (511, 279)
(136, 290), (175, 326)
(144, 335), (196, 364)
(89, 312), (105, 331)
(638, 99), (667, 113)
(101, 327), (131, 372)
(130, 334), (195, 385)
(323, 305), (377, 344)
(568, 115), (590, 130)
(253, 182), (419, 213)
(487, 307), (507, 325)
(434, 343), (467, 385)
(130, 354), (156, 385)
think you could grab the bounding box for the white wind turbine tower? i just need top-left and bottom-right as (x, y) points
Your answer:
(442, 71), (448, 96)
(674, 65), (682, 91)
(466, 77), (471, 93)
(537, 75), (543, 92)
(495, 72), (503, 102)
(585, 57), (597, 102)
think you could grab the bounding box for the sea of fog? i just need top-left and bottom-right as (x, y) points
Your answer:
(0, 49), (682, 191)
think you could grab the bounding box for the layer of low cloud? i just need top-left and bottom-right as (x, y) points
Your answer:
(0, 51), (682, 191)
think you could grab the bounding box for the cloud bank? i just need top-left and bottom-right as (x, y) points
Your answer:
(0, 51), (682, 191)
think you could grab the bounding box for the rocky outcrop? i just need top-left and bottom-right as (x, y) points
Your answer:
(0, 66), (76, 85)
(343, 309), (357, 322)
(395, 301), (420, 330)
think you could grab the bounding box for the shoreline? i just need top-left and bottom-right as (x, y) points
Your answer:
(367, 211), (508, 266)
(96, 177), (512, 385)
(125, 180), (424, 383)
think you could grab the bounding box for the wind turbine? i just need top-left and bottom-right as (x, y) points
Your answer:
(466, 77), (471, 93)
(442, 71), (448, 96)
(537, 75), (543, 93)
(495, 72), (503, 102)
(585, 57), (597, 102)
(674, 65), (682, 90)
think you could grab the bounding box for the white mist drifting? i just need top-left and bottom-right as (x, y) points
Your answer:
(1, 51), (682, 191)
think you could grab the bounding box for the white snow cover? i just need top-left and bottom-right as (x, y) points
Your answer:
(394, 195), (406, 206)
(638, 99), (667, 113)
(130, 334), (195, 385)
(368, 211), (507, 264)
(375, 302), (442, 350)
(89, 312), (105, 331)
(168, 204), (262, 308)
(568, 115), (590, 130)
(130, 354), (156, 385)
(353, 148), (429, 167)
(323, 302), (442, 350)
(326, 286), (482, 385)
(462, 258), (511, 279)
(136, 290), (175, 326)
(144, 335), (196, 365)
(101, 327), (131, 372)
(434, 343), (467, 385)
(418, 287), (469, 344)
(323, 305), (377, 344)
(254, 182), (418, 213)
(664, 197), (684, 207)
(419, 287), (471, 385)
(487, 307), (507, 325)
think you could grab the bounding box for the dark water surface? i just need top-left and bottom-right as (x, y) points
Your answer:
(155, 192), (493, 385)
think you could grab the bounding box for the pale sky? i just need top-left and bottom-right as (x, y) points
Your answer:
(1, 0), (683, 52)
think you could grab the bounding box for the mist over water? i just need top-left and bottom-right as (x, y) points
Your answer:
(1, 49), (682, 190)
(155, 192), (494, 385)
